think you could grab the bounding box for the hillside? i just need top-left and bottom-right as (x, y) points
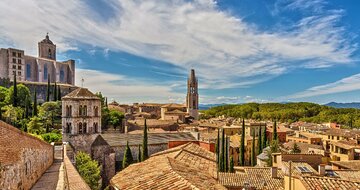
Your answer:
(325, 102), (360, 109)
(201, 102), (360, 128)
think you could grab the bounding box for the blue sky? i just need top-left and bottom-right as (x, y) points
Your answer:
(0, 0), (359, 104)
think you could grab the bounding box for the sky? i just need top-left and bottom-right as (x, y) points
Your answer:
(0, 0), (360, 105)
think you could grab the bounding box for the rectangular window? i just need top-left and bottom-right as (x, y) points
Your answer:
(12, 65), (16, 69)
(18, 59), (21, 64)
(26, 64), (31, 79)
(18, 71), (21, 75)
(18, 65), (21, 70)
(12, 58), (16, 63)
(18, 52), (21, 57)
(12, 52), (16, 56)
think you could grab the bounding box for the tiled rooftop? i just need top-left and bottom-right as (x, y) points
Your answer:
(101, 132), (196, 147)
(219, 167), (285, 189)
(282, 141), (324, 153)
(62, 88), (100, 100)
(330, 140), (360, 149)
(282, 162), (318, 177)
(331, 160), (360, 170)
(110, 143), (225, 190)
(335, 170), (360, 182)
(301, 176), (360, 190)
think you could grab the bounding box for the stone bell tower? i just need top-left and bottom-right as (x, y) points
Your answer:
(186, 69), (199, 120)
(38, 33), (56, 60)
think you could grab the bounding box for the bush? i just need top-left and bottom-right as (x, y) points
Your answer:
(75, 152), (101, 190)
(41, 132), (62, 143)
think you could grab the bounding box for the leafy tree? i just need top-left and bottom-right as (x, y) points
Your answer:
(24, 95), (31, 119)
(292, 143), (301, 153)
(257, 126), (262, 155)
(141, 119), (149, 161)
(75, 152), (101, 190)
(0, 86), (9, 107)
(33, 90), (38, 116)
(272, 120), (278, 142)
(46, 74), (50, 102)
(239, 118), (245, 166)
(27, 116), (43, 134)
(109, 110), (124, 129)
(251, 128), (256, 166)
(38, 101), (61, 133)
(5, 84), (30, 108)
(41, 132), (62, 143)
(123, 141), (133, 169)
(229, 156), (235, 173)
(3, 105), (24, 125)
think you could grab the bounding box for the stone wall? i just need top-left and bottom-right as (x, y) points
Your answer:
(0, 121), (54, 190)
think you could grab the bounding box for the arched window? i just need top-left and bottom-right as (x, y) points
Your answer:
(66, 123), (71, 133)
(94, 106), (98, 117)
(79, 105), (83, 116)
(48, 48), (52, 58)
(83, 106), (87, 116)
(60, 69), (64, 82)
(44, 65), (48, 80)
(83, 123), (87, 134)
(26, 64), (31, 80)
(78, 123), (82, 134)
(69, 106), (72, 117)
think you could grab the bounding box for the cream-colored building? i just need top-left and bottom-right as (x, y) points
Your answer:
(62, 88), (101, 141)
(0, 34), (75, 84)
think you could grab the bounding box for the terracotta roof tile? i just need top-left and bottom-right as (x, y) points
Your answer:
(301, 176), (360, 190)
(62, 88), (100, 100)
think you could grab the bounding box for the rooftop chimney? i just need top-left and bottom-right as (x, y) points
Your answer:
(271, 167), (277, 178)
(318, 164), (325, 176)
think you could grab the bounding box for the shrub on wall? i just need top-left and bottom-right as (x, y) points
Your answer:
(75, 152), (101, 190)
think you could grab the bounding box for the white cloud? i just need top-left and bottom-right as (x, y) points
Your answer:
(76, 69), (184, 104)
(287, 73), (360, 99)
(0, 0), (356, 89)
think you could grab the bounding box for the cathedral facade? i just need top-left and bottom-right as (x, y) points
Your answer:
(0, 34), (75, 85)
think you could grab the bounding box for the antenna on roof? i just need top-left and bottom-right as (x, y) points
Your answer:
(81, 78), (84, 87)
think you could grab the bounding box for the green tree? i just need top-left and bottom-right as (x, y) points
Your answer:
(251, 128), (256, 166)
(27, 116), (43, 134)
(262, 125), (267, 149)
(225, 136), (229, 172)
(33, 91), (38, 116)
(216, 129), (220, 171)
(123, 141), (133, 169)
(292, 142), (301, 153)
(53, 82), (57, 101)
(3, 105), (24, 126)
(38, 101), (61, 132)
(229, 156), (235, 173)
(41, 132), (62, 143)
(137, 144), (141, 162)
(5, 84), (30, 108)
(257, 127), (262, 155)
(0, 86), (9, 107)
(220, 128), (225, 172)
(239, 118), (245, 166)
(109, 110), (124, 129)
(24, 95), (31, 118)
(46, 74), (50, 102)
(13, 72), (17, 107)
(272, 120), (278, 142)
(57, 86), (61, 101)
(141, 119), (149, 161)
(75, 152), (101, 190)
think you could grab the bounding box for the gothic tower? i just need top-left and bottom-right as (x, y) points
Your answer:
(186, 69), (199, 119)
(38, 33), (56, 60)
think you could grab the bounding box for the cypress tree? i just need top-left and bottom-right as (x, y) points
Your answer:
(257, 127), (262, 155)
(229, 156), (235, 173)
(137, 144), (141, 162)
(251, 128), (256, 166)
(53, 82), (57, 101)
(216, 129), (220, 171)
(46, 74), (50, 102)
(220, 128), (225, 172)
(105, 97), (108, 107)
(24, 95), (30, 118)
(0, 105), (2, 120)
(13, 72), (18, 107)
(239, 118), (245, 166)
(272, 120), (278, 142)
(262, 125), (267, 149)
(57, 85), (61, 101)
(141, 119), (148, 161)
(122, 141), (133, 169)
(225, 136), (229, 172)
(32, 90), (38, 116)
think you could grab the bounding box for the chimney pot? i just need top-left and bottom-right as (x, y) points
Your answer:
(271, 167), (277, 178)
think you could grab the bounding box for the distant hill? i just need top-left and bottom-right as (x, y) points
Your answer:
(325, 102), (360, 109)
(199, 104), (227, 110)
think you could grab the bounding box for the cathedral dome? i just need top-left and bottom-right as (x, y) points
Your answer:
(40, 33), (54, 45)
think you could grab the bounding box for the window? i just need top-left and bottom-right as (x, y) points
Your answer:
(12, 58), (16, 63)
(78, 123), (83, 134)
(83, 123), (87, 133)
(44, 65), (48, 80)
(12, 65), (16, 69)
(18, 59), (21, 64)
(79, 105), (83, 116)
(65, 123), (71, 133)
(18, 65), (21, 70)
(83, 106), (87, 116)
(18, 71), (21, 75)
(26, 64), (31, 79)
(94, 123), (98, 133)
(60, 69), (64, 82)
(18, 52), (21, 57)
(94, 106), (99, 117)
(337, 136), (340, 140)
(297, 166), (312, 173)
(48, 49), (52, 58)
(12, 52), (16, 56)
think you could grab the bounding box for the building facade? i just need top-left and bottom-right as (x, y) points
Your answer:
(62, 88), (102, 141)
(0, 34), (75, 85)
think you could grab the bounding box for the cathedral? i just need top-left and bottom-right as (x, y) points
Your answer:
(0, 34), (75, 85)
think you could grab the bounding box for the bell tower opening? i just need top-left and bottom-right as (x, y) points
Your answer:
(38, 33), (56, 60)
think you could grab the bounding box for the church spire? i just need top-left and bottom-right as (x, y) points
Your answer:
(186, 69), (199, 120)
